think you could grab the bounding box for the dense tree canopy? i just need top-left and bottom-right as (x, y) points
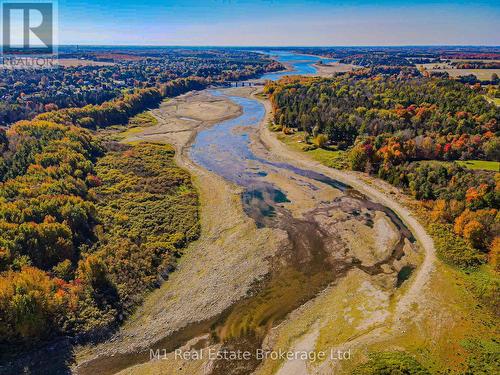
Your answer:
(267, 76), (499, 270)
(268, 76), (499, 157)
(0, 94), (199, 347)
(0, 48), (283, 125)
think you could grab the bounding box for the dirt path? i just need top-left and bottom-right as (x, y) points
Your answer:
(254, 91), (436, 324)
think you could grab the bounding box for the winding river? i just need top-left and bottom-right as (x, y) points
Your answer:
(76, 51), (418, 375)
(186, 52), (415, 374)
(259, 50), (338, 80)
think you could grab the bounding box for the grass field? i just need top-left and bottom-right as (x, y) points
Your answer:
(457, 160), (500, 172)
(98, 112), (158, 141)
(417, 63), (500, 81)
(416, 159), (499, 172)
(276, 131), (348, 169)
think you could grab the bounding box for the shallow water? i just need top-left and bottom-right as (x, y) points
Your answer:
(259, 50), (338, 80)
(187, 53), (415, 374)
(77, 52), (416, 375)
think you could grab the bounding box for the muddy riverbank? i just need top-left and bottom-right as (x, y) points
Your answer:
(75, 51), (436, 375)
(73, 84), (432, 375)
(74, 89), (287, 375)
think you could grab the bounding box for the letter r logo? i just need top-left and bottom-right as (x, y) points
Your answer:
(2, 2), (53, 54)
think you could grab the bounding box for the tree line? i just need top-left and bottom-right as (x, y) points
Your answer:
(0, 48), (284, 125)
(267, 76), (499, 272)
(0, 92), (199, 349)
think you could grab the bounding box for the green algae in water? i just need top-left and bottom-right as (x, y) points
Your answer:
(272, 188), (291, 203)
(397, 266), (414, 287)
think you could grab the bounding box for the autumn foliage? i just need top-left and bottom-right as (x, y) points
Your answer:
(268, 76), (499, 270)
(0, 94), (199, 346)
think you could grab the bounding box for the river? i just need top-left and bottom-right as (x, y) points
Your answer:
(75, 51), (417, 375)
(186, 52), (414, 374)
(259, 50), (337, 80)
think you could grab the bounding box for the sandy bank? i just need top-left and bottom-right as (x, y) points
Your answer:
(311, 62), (358, 77)
(255, 92), (436, 317)
(75, 90), (286, 374)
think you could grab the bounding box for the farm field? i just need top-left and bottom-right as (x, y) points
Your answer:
(418, 62), (500, 80)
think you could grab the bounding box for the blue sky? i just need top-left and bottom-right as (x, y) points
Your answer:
(57, 0), (500, 45)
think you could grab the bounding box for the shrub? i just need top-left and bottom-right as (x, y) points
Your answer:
(302, 144), (317, 151)
(489, 237), (500, 272)
(348, 143), (368, 171)
(0, 267), (73, 342)
(313, 134), (328, 148)
(429, 223), (486, 268)
(461, 339), (500, 374)
(354, 351), (430, 375)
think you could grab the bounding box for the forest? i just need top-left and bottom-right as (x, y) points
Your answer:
(266, 76), (499, 277)
(0, 87), (199, 351)
(0, 48), (282, 353)
(288, 46), (500, 66)
(0, 48), (283, 125)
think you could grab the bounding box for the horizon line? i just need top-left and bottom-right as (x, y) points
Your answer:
(53, 44), (500, 48)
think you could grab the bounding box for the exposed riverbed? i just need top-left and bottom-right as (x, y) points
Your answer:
(185, 86), (417, 374)
(75, 52), (426, 375)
